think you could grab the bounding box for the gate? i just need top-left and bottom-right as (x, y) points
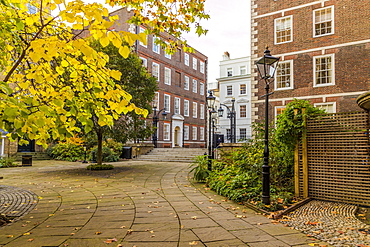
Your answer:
(296, 111), (370, 206)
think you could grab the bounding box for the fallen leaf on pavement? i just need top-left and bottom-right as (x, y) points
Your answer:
(189, 241), (198, 245)
(95, 232), (102, 235)
(27, 238), (34, 242)
(103, 238), (117, 243)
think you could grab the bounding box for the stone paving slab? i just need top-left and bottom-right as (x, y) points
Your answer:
(0, 160), (334, 246)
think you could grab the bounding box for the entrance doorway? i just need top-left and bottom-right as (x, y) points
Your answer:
(174, 126), (180, 147)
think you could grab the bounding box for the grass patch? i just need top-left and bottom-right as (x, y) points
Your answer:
(86, 164), (114, 170)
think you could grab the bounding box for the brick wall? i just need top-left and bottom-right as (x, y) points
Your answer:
(252, 0), (370, 122)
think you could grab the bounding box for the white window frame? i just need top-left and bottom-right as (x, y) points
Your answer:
(174, 97), (180, 114)
(184, 100), (189, 116)
(227, 68), (233, 77)
(313, 6), (334, 38)
(240, 66), (247, 75)
(239, 105), (247, 118)
(140, 57), (148, 68)
(226, 85), (233, 96)
(200, 127), (205, 141)
(164, 94), (170, 112)
(200, 82), (204, 96)
(314, 102), (336, 113)
(163, 123), (170, 140)
(275, 60), (293, 90)
(192, 79), (197, 93)
(164, 67), (171, 85)
(192, 126), (197, 140)
(200, 61), (205, 73)
(200, 104), (205, 119)
(184, 53), (189, 66)
(274, 15), (293, 44)
(192, 102), (197, 118)
(139, 26), (147, 47)
(184, 125), (189, 140)
(152, 62), (160, 81)
(153, 36), (160, 54)
(193, 57), (197, 70)
(275, 106), (286, 118)
(239, 84), (246, 95)
(184, 76), (190, 90)
(239, 128), (247, 140)
(128, 24), (136, 34)
(313, 54), (335, 87)
(153, 92), (159, 108)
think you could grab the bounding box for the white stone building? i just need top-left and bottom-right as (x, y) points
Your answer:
(216, 53), (252, 142)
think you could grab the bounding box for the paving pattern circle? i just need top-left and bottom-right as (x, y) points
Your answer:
(0, 185), (38, 218)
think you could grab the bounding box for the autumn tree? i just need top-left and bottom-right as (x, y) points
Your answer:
(88, 41), (157, 154)
(0, 0), (209, 163)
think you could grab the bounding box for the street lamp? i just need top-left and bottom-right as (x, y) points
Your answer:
(218, 97), (236, 143)
(206, 91), (217, 171)
(152, 106), (167, 148)
(82, 145), (88, 163)
(255, 47), (280, 205)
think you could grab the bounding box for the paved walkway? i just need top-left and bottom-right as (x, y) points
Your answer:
(0, 160), (331, 247)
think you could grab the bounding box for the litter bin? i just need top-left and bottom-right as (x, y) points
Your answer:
(22, 155), (32, 166)
(121, 147), (132, 159)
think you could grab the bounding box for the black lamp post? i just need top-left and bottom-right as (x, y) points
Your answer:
(82, 145), (88, 163)
(206, 91), (216, 171)
(255, 47), (280, 205)
(218, 97), (236, 143)
(152, 106), (167, 148)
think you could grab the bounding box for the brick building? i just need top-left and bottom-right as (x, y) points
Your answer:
(110, 8), (208, 148)
(251, 0), (370, 122)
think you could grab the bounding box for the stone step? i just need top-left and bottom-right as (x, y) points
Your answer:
(136, 148), (206, 163)
(12, 152), (51, 161)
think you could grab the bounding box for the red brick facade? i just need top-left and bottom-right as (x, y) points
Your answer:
(251, 0), (370, 122)
(110, 9), (207, 148)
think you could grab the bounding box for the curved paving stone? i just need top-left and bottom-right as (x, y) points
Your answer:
(0, 160), (332, 246)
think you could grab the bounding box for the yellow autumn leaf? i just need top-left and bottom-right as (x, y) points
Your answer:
(110, 70), (121, 81)
(100, 36), (110, 47)
(61, 60), (69, 67)
(118, 45), (130, 58)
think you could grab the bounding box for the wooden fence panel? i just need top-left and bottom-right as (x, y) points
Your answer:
(300, 111), (370, 205)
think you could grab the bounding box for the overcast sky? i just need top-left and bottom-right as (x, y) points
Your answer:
(183, 0), (251, 83)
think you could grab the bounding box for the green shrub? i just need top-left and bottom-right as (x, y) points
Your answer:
(189, 155), (210, 182)
(86, 164), (114, 170)
(90, 146), (119, 162)
(49, 142), (84, 162)
(200, 99), (322, 212)
(0, 157), (18, 168)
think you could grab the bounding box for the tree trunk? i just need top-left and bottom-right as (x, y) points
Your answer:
(97, 128), (103, 165)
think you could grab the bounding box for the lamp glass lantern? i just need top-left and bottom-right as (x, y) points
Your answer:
(206, 91), (216, 109)
(218, 106), (224, 117)
(255, 48), (280, 80)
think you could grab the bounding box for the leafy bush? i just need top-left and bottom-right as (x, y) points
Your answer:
(193, 99), (322, 212)
(189, 155), (210, 182)
(0, 157), (18, 168)
(86, 164), (114, 170)
(49, 142), (84, 162)
(104, 139), (123, 154)
(90, 146), (119, 162)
